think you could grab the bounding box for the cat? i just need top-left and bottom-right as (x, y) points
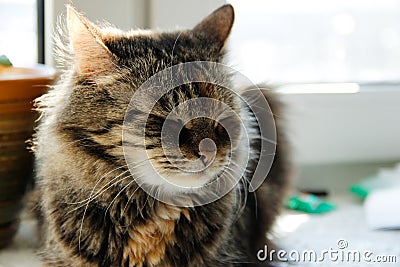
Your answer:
(30, 4), (290, 267)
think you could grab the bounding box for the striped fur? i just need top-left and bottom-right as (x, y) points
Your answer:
(30, 4), (290, 267)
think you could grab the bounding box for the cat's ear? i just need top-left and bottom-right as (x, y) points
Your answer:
(67, 5), (113, 77)
(192, 4), (234, 50)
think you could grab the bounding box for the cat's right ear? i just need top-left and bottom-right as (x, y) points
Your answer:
(192, 4), (235, 50)
(67, 5), (113, 77)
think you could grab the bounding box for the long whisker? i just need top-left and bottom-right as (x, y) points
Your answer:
(103, 179), (136, 220)
(170, 32), (182, 67)
(65, 165), (129, 205)
(228, 162), (259, 218)
(222, 167), (248, 219)
(121, 184), (142, 218)
(67, 175), (132, 214)
(68, 156), (155, 207)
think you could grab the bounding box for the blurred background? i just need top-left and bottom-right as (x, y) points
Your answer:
(0, 0), (399, 266)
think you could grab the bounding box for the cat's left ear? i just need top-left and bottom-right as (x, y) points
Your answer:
(192, 4), (234, 50)
(67, 5), (113, 77)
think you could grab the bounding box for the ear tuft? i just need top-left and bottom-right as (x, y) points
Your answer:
(67, 5), (113, 77)
(193, 4), (235, 50)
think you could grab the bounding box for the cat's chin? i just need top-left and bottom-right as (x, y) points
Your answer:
(158, 171), (217, 191)
(136, 167), (221, 195)
(163, 171), (217, 189)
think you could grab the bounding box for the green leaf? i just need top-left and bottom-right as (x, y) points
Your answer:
(0, 55), (13, 67)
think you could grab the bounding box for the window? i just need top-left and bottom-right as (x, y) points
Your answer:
(0, 0), (38, 66)
(228, 0), (400, 84)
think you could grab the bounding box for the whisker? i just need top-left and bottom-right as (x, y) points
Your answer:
(78, 173), (136, 251)
(103, 179), (136, 220)
(170, 32), (182, 67)
(67, 175), (132, 214)
(68, 156), (154, 212)
(65, 165), (129, 205)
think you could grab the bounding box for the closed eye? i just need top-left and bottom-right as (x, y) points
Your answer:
(215, 122), (226, 136)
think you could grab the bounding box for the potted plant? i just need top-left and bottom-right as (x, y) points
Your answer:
(0, 57), (56, 248)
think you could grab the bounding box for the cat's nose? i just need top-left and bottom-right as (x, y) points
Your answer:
(198, 138), (217, 167)
(199, 151), (215, 167)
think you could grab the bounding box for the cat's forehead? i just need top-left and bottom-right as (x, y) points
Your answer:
(102, 29), (218, 62)
(103, 29), (178, 48)
(66, 4), (233, 78)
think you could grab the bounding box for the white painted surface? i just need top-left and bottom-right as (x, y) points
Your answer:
(281, 84), (400, 164)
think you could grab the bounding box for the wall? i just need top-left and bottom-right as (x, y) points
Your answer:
(281, 84), (400, 164)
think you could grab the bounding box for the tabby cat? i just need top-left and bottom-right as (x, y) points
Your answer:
(31, 4), (290, 267)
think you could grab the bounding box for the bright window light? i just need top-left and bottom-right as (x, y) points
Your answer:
(0, 0), (37, 66)
(228, 0), (400, 85)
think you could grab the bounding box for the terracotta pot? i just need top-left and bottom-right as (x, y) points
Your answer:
(0, 65), (56, 248)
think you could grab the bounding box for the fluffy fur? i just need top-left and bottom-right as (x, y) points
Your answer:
(30, 4), (290, 267)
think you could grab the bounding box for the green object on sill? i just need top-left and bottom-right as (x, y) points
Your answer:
(349, 168), (400, 200)
(0, 55), (12, 67)
(350, 176), (387, 199)
(349, 183), (370, 199)
(286, 193), (336, 214)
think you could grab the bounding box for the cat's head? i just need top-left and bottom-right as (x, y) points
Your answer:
(57, 5), (247, 195)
